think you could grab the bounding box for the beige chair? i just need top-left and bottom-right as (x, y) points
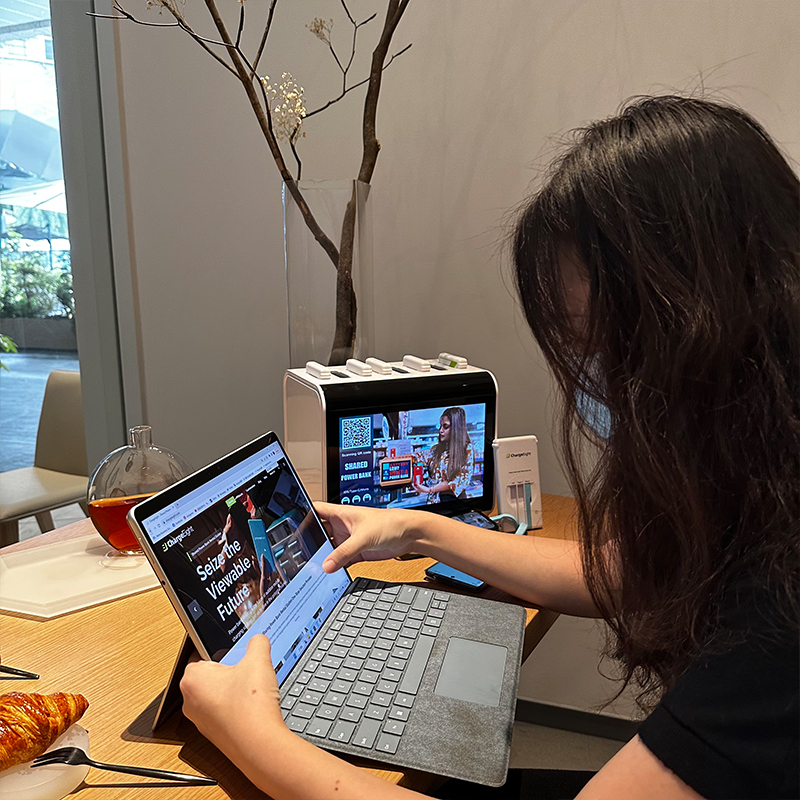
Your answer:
(0, 370), (89, 546)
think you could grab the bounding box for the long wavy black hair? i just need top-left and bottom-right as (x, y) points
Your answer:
(431, 406), (471, 483)
(512, 96), (799, 706)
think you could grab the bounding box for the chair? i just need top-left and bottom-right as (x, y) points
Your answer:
(0, 370), (89, 546)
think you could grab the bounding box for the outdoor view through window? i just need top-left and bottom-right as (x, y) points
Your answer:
(0, 1), (83, 536)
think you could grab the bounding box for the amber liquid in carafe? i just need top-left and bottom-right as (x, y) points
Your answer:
(88, 493), (154, 553)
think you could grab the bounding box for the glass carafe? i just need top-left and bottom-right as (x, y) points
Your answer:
(87, 426), (192, 560)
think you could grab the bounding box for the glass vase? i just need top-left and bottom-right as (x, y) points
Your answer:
(283, 179), (375, 367)
(86, 425), (192, 563)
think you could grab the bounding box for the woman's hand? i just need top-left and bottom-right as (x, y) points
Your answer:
(315, 502), (418, 573)
(180, 635), (286, 758)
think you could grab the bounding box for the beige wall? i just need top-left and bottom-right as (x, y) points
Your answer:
(107, 0), (798, 713)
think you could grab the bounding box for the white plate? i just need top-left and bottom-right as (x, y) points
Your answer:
(0, 724), (89, 800)
(0, 533), (159, 618)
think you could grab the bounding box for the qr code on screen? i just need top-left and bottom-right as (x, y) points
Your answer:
(341, 416), (371, 450)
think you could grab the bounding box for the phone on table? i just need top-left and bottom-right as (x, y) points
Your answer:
(424, 561), (486, 591)
(422, 501), (498, 591)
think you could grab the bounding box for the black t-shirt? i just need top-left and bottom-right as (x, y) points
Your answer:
(638, 591), (799, 799)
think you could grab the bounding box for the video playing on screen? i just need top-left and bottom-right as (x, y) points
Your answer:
(336, 403), (487, 508)
(144, 444), (350, 679)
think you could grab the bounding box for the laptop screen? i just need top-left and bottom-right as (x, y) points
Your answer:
(133, 435), (351, 684)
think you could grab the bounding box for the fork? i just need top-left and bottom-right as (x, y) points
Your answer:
(32, 747), (216, 785)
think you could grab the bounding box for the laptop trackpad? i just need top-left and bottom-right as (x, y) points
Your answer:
(434, 637), (507, 707)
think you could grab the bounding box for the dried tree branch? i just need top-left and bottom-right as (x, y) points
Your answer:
(305, 43), (410, 120)
(250, 0), (278, 77)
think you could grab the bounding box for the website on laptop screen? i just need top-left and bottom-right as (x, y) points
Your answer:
(138, 441), (351, 683)
(334, 402), (488, 509)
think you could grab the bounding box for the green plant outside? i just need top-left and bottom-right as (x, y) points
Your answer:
(0, 232), (74, 319)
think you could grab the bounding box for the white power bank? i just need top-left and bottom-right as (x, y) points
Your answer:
(493, 436), (543, 529)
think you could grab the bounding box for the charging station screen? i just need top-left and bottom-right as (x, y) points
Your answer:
(337, 403), (487, 508)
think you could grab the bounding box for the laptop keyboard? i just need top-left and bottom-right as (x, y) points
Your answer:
(280, 579), (450, 755)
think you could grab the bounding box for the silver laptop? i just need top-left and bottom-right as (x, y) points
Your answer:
(128, 431), (525, 787)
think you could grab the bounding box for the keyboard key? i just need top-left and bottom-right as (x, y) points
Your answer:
(370, 609), (389, 620)
(280, 695), (297, 711)
(421, 626), (439, 637)
(316, 705), (338, 720)
(343, 656), (364, 670)
(423, 616), (442, 627)
(382, 668), (403, 682)
(389, 610), (407, 622)
(337, 668), (358, 682)
(329, 720), (357, 744)
(352, 717), (382, 749)
(292, 703), (315, 719)
(317, 640), (332, 651)
(404, 618), (422, 630)
(352, 608), (369, 619)
(346, 693), (368, 709)
(397, 586), (417, 605)
(397, 638), (415, 649)
(382, 585), (401, 595)
(428, 608), (445, 618)
(323, 692), (346, 707)
(323, 655), (344, 668)
(301, 690), (323, 705)
(392, 647), (411, 660)
(296, 671), (314, 684)
(384, 719), (406, 736)
(412, 588), (433, 612)
(339, 707), (362, 723)
(389, 706), (410, 721)
(365, 704), (387, 720)
(398, 628), (418, 640)
(334, 636), (354, 648)
(289, 684), (304, 697)
(332, 680), (353, 694)
(286, 716), (308, 732)
(360, 670), (380, 684)
(434, 592), (450, 601)
(374, 637), (395, 651)
(370, 692), (392, 707)
(361, 627), (380, 639)
(408, 609), (425, 621)
(370, 648), (390, 661)
(376, 732), (401, 754)
(305, 718), (333, 738)
(308, 679), (330, 693)
(385, 619), (403, 631)
(399, 635), (434, 695)
(353, 682), (373, 696)
(377, 680), (397, 694)
(315, 666), (336, 680)
(387, 658), (406, 670)
(352, 646), (370, 659)
(380, 628), (399, 641)
(342, 626), (360, 638)
(329, 645), (348, 658)
(355, 636), (374, 649)
(376, 601), (393, 612)
(394, 693), (415, 708)
(364, 659), (383, 672)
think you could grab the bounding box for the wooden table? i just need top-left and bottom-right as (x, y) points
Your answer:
(0, 495), (576, 798)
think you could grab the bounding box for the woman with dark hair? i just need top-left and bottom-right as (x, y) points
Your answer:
(179, 96), (799, 800)
(413, 406), (475, 502)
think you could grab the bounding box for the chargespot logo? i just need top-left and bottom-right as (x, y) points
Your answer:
(506, 452), (532, 458)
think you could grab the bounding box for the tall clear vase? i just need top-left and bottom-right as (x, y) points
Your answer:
(282, 179), (374, 367)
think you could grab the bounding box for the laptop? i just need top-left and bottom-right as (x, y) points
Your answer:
(128, 431), (525, 787)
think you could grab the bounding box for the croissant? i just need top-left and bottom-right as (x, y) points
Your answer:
(0, 692), (89, 771)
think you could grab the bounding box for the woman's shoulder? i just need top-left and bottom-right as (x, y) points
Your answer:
(638, 588), (799, 799)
